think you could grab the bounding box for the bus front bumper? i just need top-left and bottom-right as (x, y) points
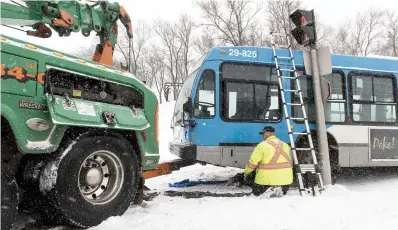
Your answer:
(169, 142), (197, 160)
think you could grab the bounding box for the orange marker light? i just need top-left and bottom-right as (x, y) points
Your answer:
(53, 52), (64, 57)
(76, 59), (86, 63)
(25, 44), (37, 49)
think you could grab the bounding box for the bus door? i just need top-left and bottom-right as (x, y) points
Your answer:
(189, 62), (220, 165)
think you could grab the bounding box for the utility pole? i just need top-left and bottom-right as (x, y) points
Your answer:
(289, 9), (333, 186)
(309, 45), (332, 185)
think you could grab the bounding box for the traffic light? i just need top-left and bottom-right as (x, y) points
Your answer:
(289, 9), (317, 46)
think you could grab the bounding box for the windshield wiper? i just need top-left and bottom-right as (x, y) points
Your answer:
(173, 109), (180, 117)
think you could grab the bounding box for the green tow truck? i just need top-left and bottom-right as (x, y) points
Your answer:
(1, 1), (161, 229)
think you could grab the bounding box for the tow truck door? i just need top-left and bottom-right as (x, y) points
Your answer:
(1, 53), (37, 97)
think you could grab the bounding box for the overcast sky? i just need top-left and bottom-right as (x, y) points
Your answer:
(1, 0), (397, 55)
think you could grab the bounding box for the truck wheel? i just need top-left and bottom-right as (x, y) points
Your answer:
(39, 136), (140, 227)
(1, 164), (19, 230)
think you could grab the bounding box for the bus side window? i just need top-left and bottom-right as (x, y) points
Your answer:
(194, 69), (216, 118)
(351, 73), (396, 123)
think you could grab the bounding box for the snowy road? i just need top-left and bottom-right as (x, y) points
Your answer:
(14, 101), (398, 230)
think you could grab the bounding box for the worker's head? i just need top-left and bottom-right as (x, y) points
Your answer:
(259, 126), (275, 140)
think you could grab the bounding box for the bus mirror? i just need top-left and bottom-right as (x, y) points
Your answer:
(320, 77), (331, 104)
(297, 74), (331, 104)
(183, 97), (193, 117)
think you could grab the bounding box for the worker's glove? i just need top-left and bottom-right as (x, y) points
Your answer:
(243, 173), (249, 182)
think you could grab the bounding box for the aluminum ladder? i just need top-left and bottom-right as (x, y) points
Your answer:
(269, 32), (324, 196)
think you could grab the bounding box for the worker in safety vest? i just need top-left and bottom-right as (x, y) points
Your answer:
(243, 126), (293, 197)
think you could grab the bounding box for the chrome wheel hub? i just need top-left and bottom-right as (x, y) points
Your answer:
(78, 150), (124, 205)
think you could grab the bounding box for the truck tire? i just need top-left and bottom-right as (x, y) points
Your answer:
(38, 136), (140, 227)
(1, 164), (19, 230)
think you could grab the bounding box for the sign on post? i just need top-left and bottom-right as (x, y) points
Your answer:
(303, 46), (332, 104)
(317, 46), (333, 76)
(303, 46), (332, 76)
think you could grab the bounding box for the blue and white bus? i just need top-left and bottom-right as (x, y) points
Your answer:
(169, 46), (398, 173)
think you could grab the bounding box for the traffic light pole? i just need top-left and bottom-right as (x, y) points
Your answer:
(309, 44), (332, 186)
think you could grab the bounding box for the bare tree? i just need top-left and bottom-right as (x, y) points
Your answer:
(115, 20), (151, 75)
(327, 9), (386, 56)
(195, 0), (263, 46)
(323, 25), (350, 55)
(381, 10), (398, 56)
(174, 14), (196, 79)
(315, 21), (335, 47)
(154, 14), (196, 99)
(265, 0), (303, 49)
(143, 46), (167, 103)
(194, 30), (217, 56)
(136, 57), (155, 87)
(154, 19), (181, 100)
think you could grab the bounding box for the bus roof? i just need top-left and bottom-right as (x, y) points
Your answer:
(205, 46), (398, 74)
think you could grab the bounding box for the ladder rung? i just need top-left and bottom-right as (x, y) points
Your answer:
(293, 147), (314, 151)
(287, 117), (306, 121)
(289, 132), (310, 135)
(278, 68), (295, 72)
(281, 89), (301, 93)
(284, 103), (303, 106)
(297, 164), (316, 173)
(278, 45), (291, 49)
(300, 187), (324, 193)
(275, 56), (293, 60)
(281, 76), (297, 79)
(272, 44), (291, 49)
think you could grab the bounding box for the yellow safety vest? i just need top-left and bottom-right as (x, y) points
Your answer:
(244, 136), (293, 186)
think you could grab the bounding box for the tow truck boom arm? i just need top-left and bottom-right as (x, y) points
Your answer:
(1, 0), (133, 66)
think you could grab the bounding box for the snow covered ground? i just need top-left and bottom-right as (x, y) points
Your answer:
(89, 101), (398, 230)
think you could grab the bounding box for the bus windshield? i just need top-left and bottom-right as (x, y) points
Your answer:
(172, 54), (207, 125)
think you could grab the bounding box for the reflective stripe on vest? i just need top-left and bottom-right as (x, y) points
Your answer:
(258, 140), (291, 170)
(247, 161), (258, 169)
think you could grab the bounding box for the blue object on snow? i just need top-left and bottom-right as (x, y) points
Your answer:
(168, 179), (229, 188)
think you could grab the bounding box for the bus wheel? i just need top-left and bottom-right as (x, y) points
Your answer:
(39, 136), (140, 228)
(296, 135), (339, 184)
(1, 164), (19, 230)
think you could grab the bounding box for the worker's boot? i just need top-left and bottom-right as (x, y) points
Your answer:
(261, 186), (284, 199)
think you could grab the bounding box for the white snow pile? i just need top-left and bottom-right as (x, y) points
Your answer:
(89, 101), (398, 230)
(26, 140), (54, 150)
